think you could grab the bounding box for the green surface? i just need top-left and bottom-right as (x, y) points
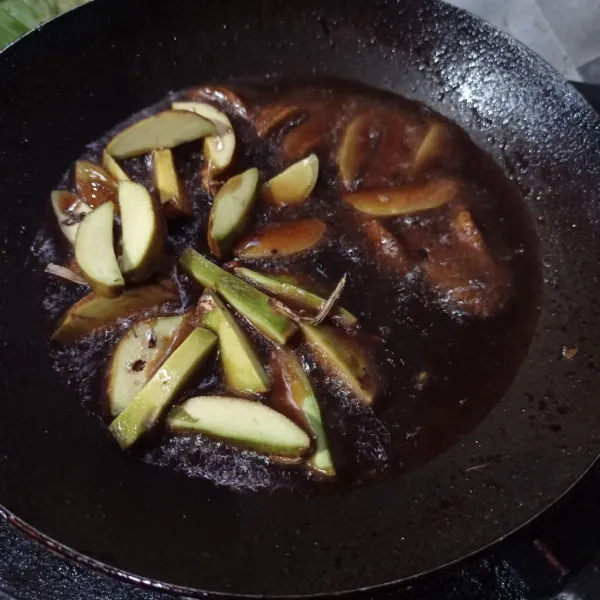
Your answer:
(0, 0), (89, 49)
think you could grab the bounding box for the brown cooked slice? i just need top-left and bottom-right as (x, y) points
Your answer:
(422, 205), (511, 317)
(255, 103), (304, 137)
(280, 100), (340, 161)
(337, 111), (381, 190)
(282, 117), (327, 160)
(413, 121), (453, 175)
(359, 218), (413, 274)
(74, 160), (118, 208)
(344, 178), (460, 216)
(234, 219), (327, 259)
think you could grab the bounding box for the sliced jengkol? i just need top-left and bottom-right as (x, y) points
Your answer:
(168, 396), (311, 458)
(198, 291), (270, 395)
(107, 314), (193, 416)
(261, 154), (319, 206)
(109, 327), (218, 449)
(423, 204), (511, 317)
(413, 122), (452, 174)
(106, 110), (217, 159)
(234, 218), (327, 259)
(300, 323), (377, 405)
(51, 190), (92, 245)
(179, 249), (297, 344)
(52, 279), (178, 343)
(281, 102), (336, 161)
(151, 149), (192, 217)
(74, 160), (118, 208)
(102, 151), (130, 182)
(75, 202), (124, 297)
(358, 218), (413, 275)
(235, 267), (357, 327)
(255, 103), (303, 137)
(338, 112), (375, 189)
(172, 101), (236, 175)
(271, 347), (335, 475)
(344, 178), (459, 216)
(119, 181), (166, 282)
(207, 167), (259, 259)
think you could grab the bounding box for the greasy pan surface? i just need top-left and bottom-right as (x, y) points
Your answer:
(1, 0), (600, 596)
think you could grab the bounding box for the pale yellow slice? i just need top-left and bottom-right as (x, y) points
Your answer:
(106, 110), (217, 159)
(75, 202), (124, 298)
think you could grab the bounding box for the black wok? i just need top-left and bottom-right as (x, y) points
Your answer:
(1, 0), (600, 596)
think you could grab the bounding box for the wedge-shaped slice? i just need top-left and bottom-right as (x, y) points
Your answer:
(51, 190), (92, 245)
(74, 160), (118, 208)
(344, 178), (459, 217)
(106, 110), (217, 159)
(199, 292), (270, 395)
(235, 268), (356, 327)
(281, 102), (338, 161)
(207, 168), (259, 259)
(235, 219), (326, 260)
(107, 314), (192, 416)
(255, 103), (303, 137)
(75, 202), (124, 297)
(102, 151), (130, 182)
(172, 101), (236, 175)
(109, 327), (217, 449)
(300, 324), (376, 405)
(261, 154), (318, 206)
(271, 347), (335, 475)
(119, 181), (166, 282)
(168, 396), (310, 457)
(424, 205), (511, 317)
(413, 122), (451, 174)
(179, 249), (223, 288)
(345, 179), (459, 216)
(338, 112), (374, 189)
(214, 276), (299, 345)
(52, 279), (178, 343)
(359, 219), (413, 275)
(179, 249), (296, 344)
(151, 149), (192, 217)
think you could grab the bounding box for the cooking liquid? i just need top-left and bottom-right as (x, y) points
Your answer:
(35, 79), (541, 491)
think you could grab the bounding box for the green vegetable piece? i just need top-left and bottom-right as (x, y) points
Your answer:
(107, 314), (190, 416)
(235, 267), (357, 327)
(119, 180), (166, 283)
(168, 396), (311, 457)
(75, 202), (124, 298)
(271, 347), (335, 476)
(300, 323), (377, 405)
(179, 249), (297, 344)
(207, 168), (259, 259)
(106, 110), (217, 159)
(109, 327), (217, 448)
(199, 292), (270, 395)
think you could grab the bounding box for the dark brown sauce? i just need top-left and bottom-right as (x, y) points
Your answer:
(35, 78), (541, 491)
